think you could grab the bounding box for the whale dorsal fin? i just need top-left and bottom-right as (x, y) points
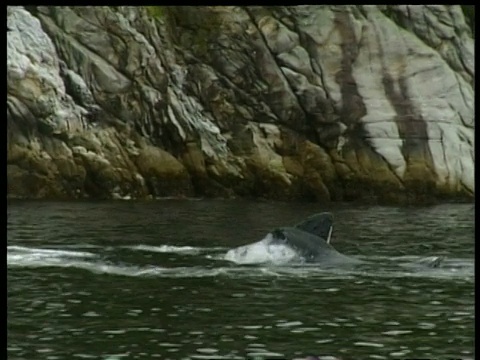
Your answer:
(295, 212), (334, 243)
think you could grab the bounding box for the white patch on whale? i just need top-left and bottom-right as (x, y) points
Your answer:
(326, 225), (333, 244)
(224, 233), (300, 265)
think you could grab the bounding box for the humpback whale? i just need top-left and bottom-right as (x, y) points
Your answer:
(225, 212), (363, 266)
(225, 212), (443, 268)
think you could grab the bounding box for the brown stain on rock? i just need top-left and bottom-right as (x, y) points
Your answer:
(373, 22), (437, 201)
(334, 10), (367, 126)
(332, 10), (400, 202)
(330, 9), (440, 203)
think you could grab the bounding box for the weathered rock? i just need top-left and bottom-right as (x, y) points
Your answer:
(7, 5), (474, 203)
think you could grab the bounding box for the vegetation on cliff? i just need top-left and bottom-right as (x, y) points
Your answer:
(461, 5), (475, 36)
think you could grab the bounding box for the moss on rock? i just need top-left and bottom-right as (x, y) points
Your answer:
(282, 156), (304, 177)
(135, 145), (193, 197)
(461, 5), (475, 36)
(7, 164), (64, 199)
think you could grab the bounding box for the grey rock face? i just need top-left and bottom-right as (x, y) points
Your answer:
(7, 5), (474, 203)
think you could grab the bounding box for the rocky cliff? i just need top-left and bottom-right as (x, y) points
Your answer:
(7, 5), (474, 204)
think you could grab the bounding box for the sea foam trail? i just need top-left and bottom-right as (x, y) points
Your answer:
(7, 246), (473, 281)
(7, 245), (97, 258)
(123, 244), (225, 255)
(7, 254), (473, 281)
(6, 252), (282, 278)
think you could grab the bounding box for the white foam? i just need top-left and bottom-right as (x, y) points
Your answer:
(7, 245), (96, 258)
(7, 252), (160, 276)
(124, 244), (225, 255)
(6, 255), (275, 278)
(125, 244), (200, 254)
(7, 245), (473, 281)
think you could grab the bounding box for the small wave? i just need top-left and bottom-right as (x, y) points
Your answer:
(391, 255), (474, 270)
(6, 254), (286, 278)
(5, 249), (331, 279)
(7, 245), (100, 273)
(7, 246), (473, 282)
(7, 246), (96, 258)
(123, 244), (225, 255)
(7, 255), (473, 281)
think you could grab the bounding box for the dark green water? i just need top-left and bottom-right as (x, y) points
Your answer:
(7, 200), (474, 360)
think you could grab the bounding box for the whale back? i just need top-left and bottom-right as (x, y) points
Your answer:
(271, 227), (361, 265)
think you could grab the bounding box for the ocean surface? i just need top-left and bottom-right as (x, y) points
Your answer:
(7, 199), (474, 359)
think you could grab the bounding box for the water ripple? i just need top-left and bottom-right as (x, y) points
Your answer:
(7, 201), (474, 359)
